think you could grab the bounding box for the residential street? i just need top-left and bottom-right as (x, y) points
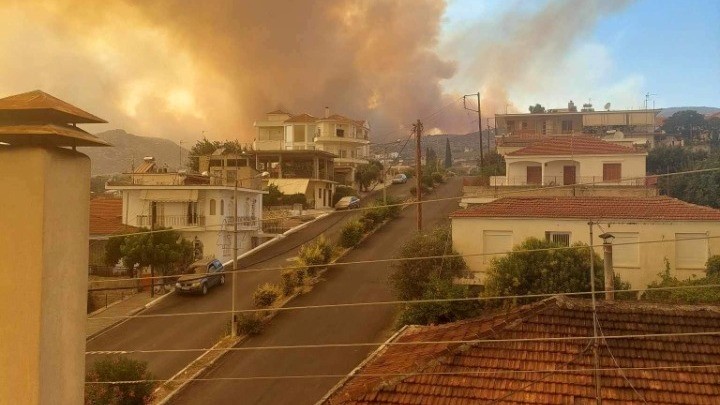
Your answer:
(85, 182), (414, 381)
(170, 177), (463, 405)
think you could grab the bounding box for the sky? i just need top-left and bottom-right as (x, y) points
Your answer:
(0, 0), (717, 142)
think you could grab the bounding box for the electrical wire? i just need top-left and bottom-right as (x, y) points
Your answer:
(596, 318), (648, 404)
(86, 282), (720, 322)
(84, 363), (720, 385)
(97, 166), (720, 239)
(89, 233), (720, 285)
(85, 330), (720, 356)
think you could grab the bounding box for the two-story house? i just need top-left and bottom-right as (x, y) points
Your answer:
(254, 107), (370, 186)
(107, 157), (266, 263)
(495, 103), (660, 154)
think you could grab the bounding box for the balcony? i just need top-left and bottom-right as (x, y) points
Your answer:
(137, 215), (206, 228)
(487, 175), (647, 187)
(226, 216), (260, 231)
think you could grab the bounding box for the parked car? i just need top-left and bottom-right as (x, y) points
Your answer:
(391, 174), (408, 184)
(175, 258), (225, 295)
(335, 196), (360, 210)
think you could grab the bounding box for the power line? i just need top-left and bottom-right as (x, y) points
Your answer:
(86, 282), (720, 322)
(85, 330), (720, 356)
(96, 166), (720, 239)
(89, 233), (720, 285)
(84, 363), (720, 385)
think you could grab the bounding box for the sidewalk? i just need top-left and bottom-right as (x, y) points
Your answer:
(86, 291), (161, 339)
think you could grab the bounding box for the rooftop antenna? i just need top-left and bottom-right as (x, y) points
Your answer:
(644, 92), (656, 110)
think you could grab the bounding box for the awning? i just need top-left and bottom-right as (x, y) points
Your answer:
(140, 189), (198, 202)
(268, 179), (310, 195)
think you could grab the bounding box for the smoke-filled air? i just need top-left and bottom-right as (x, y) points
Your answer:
(0, 0), (632, 142)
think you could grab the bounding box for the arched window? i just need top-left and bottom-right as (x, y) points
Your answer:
(220, 199), (224, 216)
(209, 199), (216, 215)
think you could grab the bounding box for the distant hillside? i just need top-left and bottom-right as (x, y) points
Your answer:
(660, 106), (720, 117)
(80, 129), (189, 176)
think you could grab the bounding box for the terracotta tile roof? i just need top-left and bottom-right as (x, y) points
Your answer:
(506, 136), (639, 156)
(89, 198), (137, 236)
(284, 113), (318, 123)
(324, 297), (720, 404)
(497, 136), (546, 148)
(450, 196), (720, 221)
(0, 90), (107, 124)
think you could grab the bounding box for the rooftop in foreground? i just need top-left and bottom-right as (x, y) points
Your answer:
(324, 296), (720, 404)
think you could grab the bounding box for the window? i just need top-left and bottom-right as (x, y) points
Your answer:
(545, 232), (570, 247)
(675, 233), (708, 269)
(220, 199), (224, 216)
(561, 120), (573, 133)
(351, 150), (357, 158)
(521, 121), (528, 129)
(294, 125), (306, 142)
(336, 128), (345, 137)
(209, 159), (223, 167)
(483, 230), (513, 263)
(506, 120), (514, 131)
(603, 163), (621, 182)
(209, 199), (216, 215)
(186, 202), (198, 225)
(339, 150), (347, 158)
(541, 121), (548, 135)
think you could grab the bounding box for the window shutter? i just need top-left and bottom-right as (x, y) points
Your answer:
(675, 233), (708, 269)
(483, 231), (513, 263)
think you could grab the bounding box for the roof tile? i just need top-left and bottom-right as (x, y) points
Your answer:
(506, 136), (639, 156)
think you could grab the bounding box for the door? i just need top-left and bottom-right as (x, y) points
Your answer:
(526, 166), (542, 185)
(563, 166), (576, 185)
(603, 163), (622, 182)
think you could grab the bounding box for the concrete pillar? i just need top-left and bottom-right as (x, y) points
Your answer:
(0, 146), (90, 404)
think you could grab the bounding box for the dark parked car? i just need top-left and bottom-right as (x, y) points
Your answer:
(334, 196), (360, 210)
(175, 258), (225, 295)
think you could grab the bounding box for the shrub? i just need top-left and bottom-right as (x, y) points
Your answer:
(281, 193), (307, 208)
(340, 220), (365, 248)
(333, 185), (357, 206)
(236, 313), (264, 336)
(280, 268), (297, 296)
(85, 356), (156, 405)
(253, 283), (281, 308)
(298, 235), (333, 276)
(421, 173), (435, 188)
(707, 255), (720, 277)
(397, 277), (482, 327)
(431, 172), (445, 184)
(294, 266), (306, 285)
(642, 258), (720, 304)
(401, 169), (414, 179)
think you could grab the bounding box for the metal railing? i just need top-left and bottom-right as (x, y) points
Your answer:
(136, 215), (206, 228)
(488, 176), (648, 187)
(226, 216), (260, 230)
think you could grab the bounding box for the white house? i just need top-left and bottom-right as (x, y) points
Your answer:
(492, 136), (647, 187)
(253, 108), (370, 186)
(107, 158), (266, 263)
(451, 196), (720, 288)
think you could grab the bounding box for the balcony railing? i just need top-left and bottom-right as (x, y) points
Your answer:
(226, 216), (260, 230)
(488, 176), (648, 187)
(137, 215), (205, 228)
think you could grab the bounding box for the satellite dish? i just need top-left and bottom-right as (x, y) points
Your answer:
(604, 102), (611, 111)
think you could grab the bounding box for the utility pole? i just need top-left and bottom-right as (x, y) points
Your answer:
(588, 221), (602, 405)
(149, 214), (155, 298)
(463, 92), (484, 170)
(414, 120), (423, 232)
(231, 166), (239, 337)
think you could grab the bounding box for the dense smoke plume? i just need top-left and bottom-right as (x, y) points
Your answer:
(0, 0), (631, 142)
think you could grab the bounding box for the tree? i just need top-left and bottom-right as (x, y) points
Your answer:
(186, 138), (244, 172)
(104, 235), (126, 267)
(120, 228), (194, 292)
(477, 150), (506, 176)
(528, 103), (546, 114)
(483, 237), (629, 307)
(396, 276), (481, 326)
(390, 227), (467, 301)
(444, 138), (452, 169)
(355, 160), (382, 192)
(425, 147), (438, 173)
(659, 151), (720, 208)
(85, 355), (156, 405)
(662, 110), (706, 140)
(646, 146), (707, 175)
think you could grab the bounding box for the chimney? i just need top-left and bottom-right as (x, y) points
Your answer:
(324, 106), (330, 118)
(599, 233), (615, 302)
(143, 156), (155, 163)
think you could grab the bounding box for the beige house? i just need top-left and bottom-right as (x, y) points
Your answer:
(107, 158), (266, 262)
(451, 196), (720, 287)
(495, 104), (659, 153)
(253, 108), (370, 186)
(494, 135), (647, 187)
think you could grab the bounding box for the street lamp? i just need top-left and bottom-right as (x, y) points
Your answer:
(599, 232), (615, 302)
(231, 169), (269, 337)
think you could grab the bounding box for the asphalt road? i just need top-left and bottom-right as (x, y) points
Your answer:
(171, 177), (463, 405)
(85, 181), (415, 381)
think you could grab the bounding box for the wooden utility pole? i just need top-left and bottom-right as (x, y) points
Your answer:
(414, 120), (423, 232)
(463, 92), (484, 170)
